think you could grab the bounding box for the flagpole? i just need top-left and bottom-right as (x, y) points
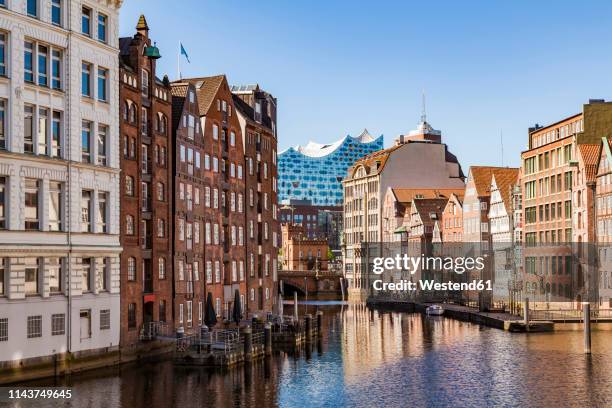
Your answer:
(178, 42), (181, 80)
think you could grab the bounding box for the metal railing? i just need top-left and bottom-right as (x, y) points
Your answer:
(175, 329), (242, 355)
(140, 321), (170, 341)
(521, 308), (612, 322)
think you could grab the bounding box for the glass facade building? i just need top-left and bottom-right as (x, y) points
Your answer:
(278, 130), (384, 206)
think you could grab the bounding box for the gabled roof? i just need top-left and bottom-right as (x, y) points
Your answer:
(577, 143), (601, 183)
(469, 166), (519, 197)
(391, 188), (464, 204)
(170, 83), (189, 131)
(491, 168), (520, 212)
(411, 198), (448, 226)
(179, 75), (226, 116)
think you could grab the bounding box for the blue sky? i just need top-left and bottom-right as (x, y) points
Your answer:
(120, 0), (612, 168)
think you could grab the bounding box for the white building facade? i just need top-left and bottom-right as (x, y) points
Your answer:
(0, 0), (122, 364)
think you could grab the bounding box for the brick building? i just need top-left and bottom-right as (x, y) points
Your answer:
(119, 16), (173, 344)
(180, 75), (247, 321)
(169, 81), (207, 333)
(521, 100), (612, 309)
(281, 224), (329, 272)
(232, 85), (279, 314)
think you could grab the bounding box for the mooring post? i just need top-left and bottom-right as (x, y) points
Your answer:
(316, 311), (323, 337)
(305, 314), (313, 340)
(264, 322), (272, 356)
(243, 326), (253, 360)
(584, 303), (591, 354)
(294, 291), (299, 321)
(524, 297), (530, 332)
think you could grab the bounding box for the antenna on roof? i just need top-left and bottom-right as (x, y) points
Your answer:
(421, 90), (427, 123)
(500, 129), (504, 167)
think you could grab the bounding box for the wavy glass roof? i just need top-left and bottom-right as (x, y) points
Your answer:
(278, 130), (384, 206)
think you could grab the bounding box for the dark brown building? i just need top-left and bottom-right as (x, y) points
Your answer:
(232, 85), (279, 314)
(170, 82), (207, 333)
(119, 15), (173, 345)
(180, 75), (247, 322)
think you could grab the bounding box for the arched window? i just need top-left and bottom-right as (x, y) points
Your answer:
(126, 215), (134, 235)
(123, 101), (130, 121)
(158, 257), (166, 279)
(157, 218), (165, 238)
(129, 102), (137, 123)
(157, 182), (164, 201)
(161, 115), (167, 134)
(125, 175), (134, 196)
(127, 257), (136, 281)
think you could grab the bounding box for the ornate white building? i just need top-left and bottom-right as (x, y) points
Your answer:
(0, 0), (122, 365)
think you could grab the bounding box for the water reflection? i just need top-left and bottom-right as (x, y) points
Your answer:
(6, 303), (612, 408)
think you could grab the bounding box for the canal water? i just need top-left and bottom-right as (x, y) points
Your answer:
(4, 302), (612, 408)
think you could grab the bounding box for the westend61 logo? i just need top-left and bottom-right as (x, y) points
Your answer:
(371, 254), (491, 292)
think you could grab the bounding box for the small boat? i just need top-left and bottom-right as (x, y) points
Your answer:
(426, 305), (444, 316)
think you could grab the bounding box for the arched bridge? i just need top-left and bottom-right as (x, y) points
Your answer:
(278, 270), (344, 298)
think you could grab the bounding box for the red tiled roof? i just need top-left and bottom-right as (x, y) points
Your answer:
(578, 143), (601, 183)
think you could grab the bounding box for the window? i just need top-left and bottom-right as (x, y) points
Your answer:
(98, 13), (107, 43)
(82, 62), (91, 97)
(51, 313), (65, 335)
(37, 108), (48, 155)
(24, 105), (34, 153)
(97, 68), (108, 101)
(97, 192), (107, 233)
(100, 309), (110, 330)
(51, 111), (61, 157)
(27, 0), (37, 17)
(24, 258), (39, 295)
(50, 49), (62, 89)
(127, 257), (136, 281)
(24, 41), (34, 82)
(126, 176), (134, 196)
(0, 33), (5, 77)
(141, 69), (149, 96)
(82, 258), (91, 292)
(96, 258), (108, 292)
(81, 190), (92, 232)
(82, 7), (91, 36)
(128, 303), (136, 329)
(37, 45), (48, 86)
(157, 182), (164, 201)
(159, 257), (166, 279)
(81, 120), (91, 162)
(213, 124), (219, 140)
(157, 218), (165, 237)
(27, 315), (42, 338)
(51, 0), (62, 26)
(0, 318), (6, 341)
(126, 215), (134, 235)
(0, 99), (5, 149)
(25, 179), (39, 230)
(49, 182), (62, 231)
(141, 107), (148, 136)
(97, 125), (107, 165)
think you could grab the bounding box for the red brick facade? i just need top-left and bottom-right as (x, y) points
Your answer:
(119, 17), (173, 345)
(232, 86), (279, 314)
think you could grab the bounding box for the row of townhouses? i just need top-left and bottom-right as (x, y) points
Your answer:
(343, 100), (612, 311)
(0, 1), (279, 370)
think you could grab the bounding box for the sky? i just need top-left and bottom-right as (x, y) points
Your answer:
(119, 0), (612, 169)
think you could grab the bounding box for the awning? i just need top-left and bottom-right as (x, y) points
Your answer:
(394, 226), (408, 234)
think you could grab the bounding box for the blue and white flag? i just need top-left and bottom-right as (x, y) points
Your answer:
(180, 43), (190, 63)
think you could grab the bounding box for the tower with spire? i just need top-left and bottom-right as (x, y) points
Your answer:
(395, 93), (442, 145)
